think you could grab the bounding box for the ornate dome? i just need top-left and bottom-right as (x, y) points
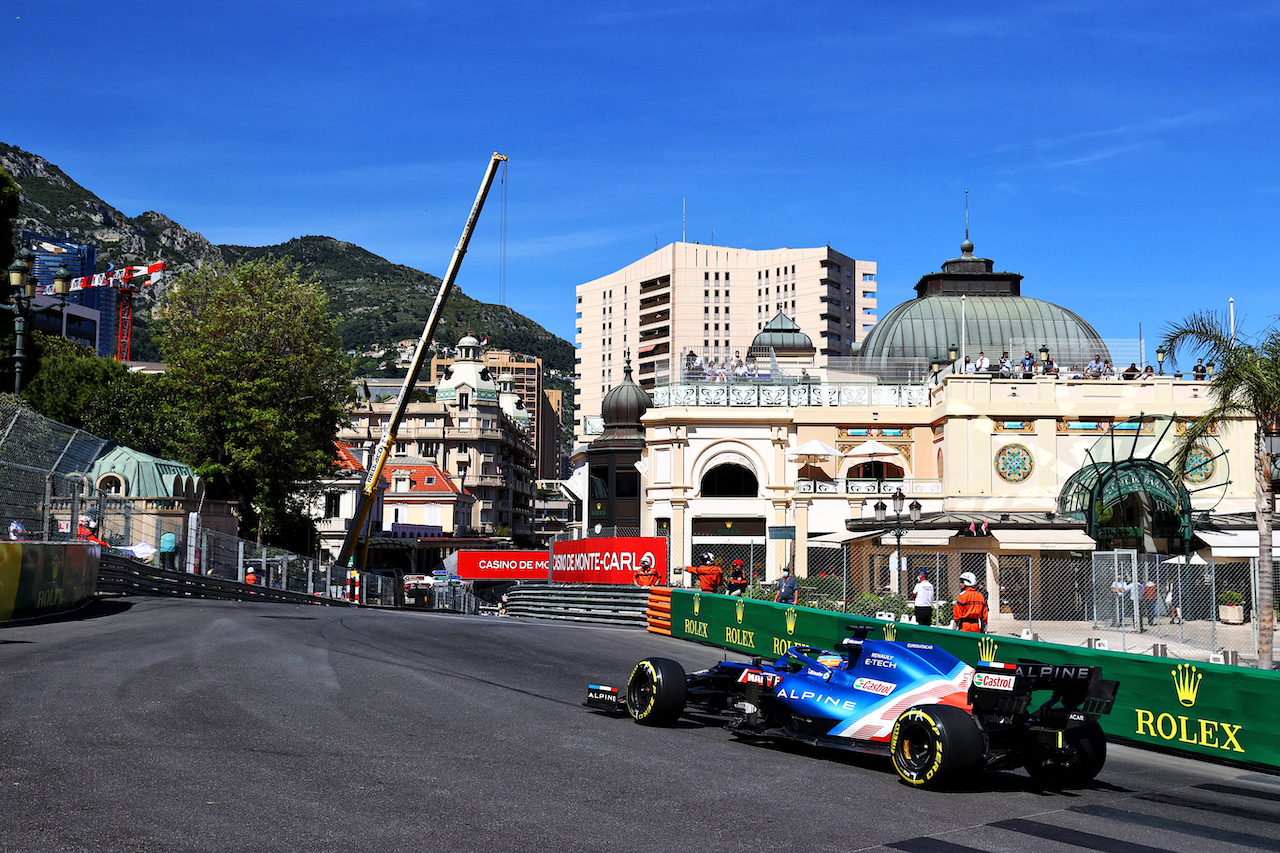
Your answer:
(853, 239), (1109, 369)
(750, 312), (814, 354)
(457, 334), (481, 348)
(599, 357), (651, 442)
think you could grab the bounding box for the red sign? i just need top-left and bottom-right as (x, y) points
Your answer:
(455, 550), (549, 581)
(550, 537), (668, 585)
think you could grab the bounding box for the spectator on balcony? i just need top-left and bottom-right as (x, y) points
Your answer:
(1020, 351), (1036, 378)
(975, 352), (990, 373)
(1141, 365), (1155, 379)
(1069, 365), (1084, 379)
(1041, 355), (1058, 377)
(1102, 360), (1116, 378)
(1192, 358), (1208, 380)
(999, 352), (1013, 377)
(1086, 354), (1104, 378)
(1122, 363), (1140, 380)
(962, 356), (975, 374)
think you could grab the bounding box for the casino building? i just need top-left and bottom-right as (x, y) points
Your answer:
(620, 238), (1262, 619)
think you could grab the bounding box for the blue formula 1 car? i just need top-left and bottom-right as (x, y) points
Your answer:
(585, 628), (1119, 789)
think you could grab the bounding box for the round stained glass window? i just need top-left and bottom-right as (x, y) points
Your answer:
(994, 443), (1034, 484)
(1183, 444), (1216, 485)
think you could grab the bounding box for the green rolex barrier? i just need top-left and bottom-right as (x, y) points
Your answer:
(0, 543), (101, 623)
(670, 589), (1280, 772)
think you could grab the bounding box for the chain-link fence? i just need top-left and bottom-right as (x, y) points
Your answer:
(0, 399), (400, 606)
(771, 540), (1273, 665)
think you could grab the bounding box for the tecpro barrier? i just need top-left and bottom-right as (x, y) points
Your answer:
(0, 543), (100, 622)
(663, 588), (1280, 772)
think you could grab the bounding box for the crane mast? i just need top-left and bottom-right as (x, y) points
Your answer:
(335, 152), (509, 570)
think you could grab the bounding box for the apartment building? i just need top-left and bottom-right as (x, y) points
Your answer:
(341, 336), (537, 539)
(573, 242), (877, 441)
(430, 348), (561, 480)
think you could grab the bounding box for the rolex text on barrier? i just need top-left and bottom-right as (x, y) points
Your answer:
(0, 543), (100, 622)
(664, 589), (1280, 772)
(455, 551), (549, 581)
(550, 537), (668, 585)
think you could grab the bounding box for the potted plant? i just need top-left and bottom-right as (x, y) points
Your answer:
(1218, 589), (1245, 624)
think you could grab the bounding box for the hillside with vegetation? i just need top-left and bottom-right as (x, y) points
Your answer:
(0, 142), (573, 372)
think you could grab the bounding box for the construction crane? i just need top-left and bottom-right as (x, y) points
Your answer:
(335, 151), (509, 571)
(51, 262), (167, 361)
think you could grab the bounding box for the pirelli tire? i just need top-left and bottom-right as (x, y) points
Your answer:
(890, 704), (986, 788)
(1024, 721), (1107, 788)
(626, 657), (688, 726)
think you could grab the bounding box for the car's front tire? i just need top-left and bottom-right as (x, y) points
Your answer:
(626, 658), (688, 726)
(890, 704), (985, 788)
(1024, 722), (1107, 788)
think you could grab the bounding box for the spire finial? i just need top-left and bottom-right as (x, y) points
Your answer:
(960, 189), (974, 256)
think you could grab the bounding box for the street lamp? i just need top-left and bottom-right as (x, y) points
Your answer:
(1039, 344), (1050, 364)
(3, 250), (69, 395)
(1206, 361), (1215, 377)
(1156, 346), (1166, 375)
(874, 489), (921, 594)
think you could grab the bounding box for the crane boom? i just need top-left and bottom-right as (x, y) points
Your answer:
(335, 152), (509, 570)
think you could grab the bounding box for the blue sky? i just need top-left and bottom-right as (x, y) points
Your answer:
(8, 1), (1279, 366)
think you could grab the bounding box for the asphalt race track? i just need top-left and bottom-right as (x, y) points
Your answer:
(1, 598), (1278, 853)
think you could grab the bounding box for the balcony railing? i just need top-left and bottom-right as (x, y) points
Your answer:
(795, 478), (943, 495)
(652, 381), (928, 408)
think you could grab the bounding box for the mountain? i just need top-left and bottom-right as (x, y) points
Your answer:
(0, 142), (573, 372)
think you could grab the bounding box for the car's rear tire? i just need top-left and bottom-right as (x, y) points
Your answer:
(626, 658), (687, 726)
(1024, 722), (1107, 788)
(890, 704), (985, 788)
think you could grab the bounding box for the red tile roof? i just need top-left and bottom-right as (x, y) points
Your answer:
(381, 464), (465, 495)
(333, 441), (365, 473)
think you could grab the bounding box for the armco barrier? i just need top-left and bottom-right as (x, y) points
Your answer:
(97, 552), (351, 607)
(505, 584), (649, 626)
(0, 542), (99, 622)
(661, 588), (1280, 772)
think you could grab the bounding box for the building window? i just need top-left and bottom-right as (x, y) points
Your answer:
(395, 441), (407, 456)
(458, 393), (470, 409)
(395, 478), (409, 493)
(99, 475), (124, 495)
(863, 273), (876, 281)
(323, 492), (341, 518)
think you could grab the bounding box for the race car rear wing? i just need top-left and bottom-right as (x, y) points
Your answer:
(970, 659), (1119, 722)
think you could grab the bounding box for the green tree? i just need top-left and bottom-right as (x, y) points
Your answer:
(154, 257), (352, 542)
(0, 166), (18, 270)
(1161, 313), (1280, 670)
(21, 345), (129, 427)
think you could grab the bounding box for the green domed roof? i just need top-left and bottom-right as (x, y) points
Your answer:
(751, 312), (814, 354)
(854, 240), (1109, 370)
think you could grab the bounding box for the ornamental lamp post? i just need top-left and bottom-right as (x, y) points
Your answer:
(1039, 344), (1050, 363)
(875, 489), (919, 594)
(2, 250), (68, 395)
(1206, 361), (1215, 377)
(1156, 346), (1166, 375)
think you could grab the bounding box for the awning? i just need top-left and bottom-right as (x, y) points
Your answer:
(637, 344), (657, 355)
(1198, 529), (1280, 558)
(992, 528), (1096, 551)
(885, 529), (954, 547)
(809, 529), (884, 548)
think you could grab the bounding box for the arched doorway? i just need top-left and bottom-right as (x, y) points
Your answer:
(700, 463), (759, 498)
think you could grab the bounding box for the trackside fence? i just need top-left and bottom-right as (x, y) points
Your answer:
(661, 589), (1280, 772)
(790, 541), (1271, 665)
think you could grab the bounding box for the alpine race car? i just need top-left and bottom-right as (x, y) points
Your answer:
(585, 627), (1119, 788)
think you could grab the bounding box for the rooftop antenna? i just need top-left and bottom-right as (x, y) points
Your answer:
(965, 189), (969, 242)
(682, 196), (686, 243)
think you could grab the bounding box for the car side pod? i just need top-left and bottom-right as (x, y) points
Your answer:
(889, 704), (985, 788)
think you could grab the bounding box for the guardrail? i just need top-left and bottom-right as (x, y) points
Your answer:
(504, 584), (650, 626)
(97, 553), (352, 607)
(660, 588), (1280, 772)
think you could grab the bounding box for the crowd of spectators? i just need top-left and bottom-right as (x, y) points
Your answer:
(952, 350), (1210, 382)
(683, 349), (761, 382)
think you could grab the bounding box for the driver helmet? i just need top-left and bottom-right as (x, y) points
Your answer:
(639, 556), (651, 568)
(703, 552), (716, 565)
(960, 571), (977, 587)
(732, 559), (744, 568)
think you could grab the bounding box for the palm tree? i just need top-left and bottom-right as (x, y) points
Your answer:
(1162, 312), (1279, 671)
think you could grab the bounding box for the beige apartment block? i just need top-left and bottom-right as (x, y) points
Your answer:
(431, 348), (559, 480)
(574, 242), (877, 442)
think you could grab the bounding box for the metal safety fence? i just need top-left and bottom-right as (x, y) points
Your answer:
(736, 541), (1274, 666)
(0, 400), (399, 607)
